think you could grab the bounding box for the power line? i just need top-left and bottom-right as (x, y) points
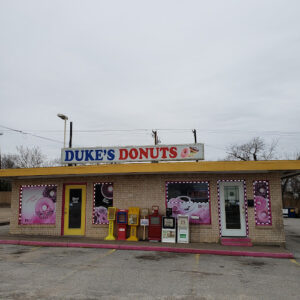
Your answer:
(7, 128), (300, 136)
(1, 125), (299, 143)
(0, 125), (63, 144)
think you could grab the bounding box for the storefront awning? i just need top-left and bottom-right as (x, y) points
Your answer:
(0, 160), (299, 179)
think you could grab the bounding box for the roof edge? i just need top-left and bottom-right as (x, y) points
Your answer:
(0, 160), (299, 178)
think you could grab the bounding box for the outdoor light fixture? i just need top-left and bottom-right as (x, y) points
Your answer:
(57, 113), (68, 148)
(57, 114), (68, 121)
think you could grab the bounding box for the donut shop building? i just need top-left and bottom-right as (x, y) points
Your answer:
(1, 143), (299, 246)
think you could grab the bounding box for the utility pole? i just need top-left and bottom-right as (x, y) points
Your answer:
(192, 129), (198, 162)
(152, 130), (159, 163)
(69, 122), (73, 148)
(68, 122), (73, 166)
(152, 130), (158, 145)
(192, 129), (197, 144)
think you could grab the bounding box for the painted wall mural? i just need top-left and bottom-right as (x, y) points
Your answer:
(166, 181), (211, 224)
(93, 183), (113, 224)
(253, 180), (272, 225)
(19, 185), (57, 225)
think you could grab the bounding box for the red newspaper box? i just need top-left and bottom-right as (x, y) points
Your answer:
(148, 206), (162, 242)
(116, 209), (128, 240)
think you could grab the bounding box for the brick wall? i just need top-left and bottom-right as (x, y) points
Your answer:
(0, 191), (11, 206)
(9, 172), (285, 245)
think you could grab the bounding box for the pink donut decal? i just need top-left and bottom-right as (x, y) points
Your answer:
(180, 147), (190, 158)
(94, 206), (108, 224)
(20, 185), (57, 225)
(255, 196), (267, 210)
(166, 181), (211, 225)
(35, 197), (55, 220)
(167, 197), (210, 224)
(253, 181), (272, 226)
(257, 210), (269, 223)
(93, 183), (113, 224)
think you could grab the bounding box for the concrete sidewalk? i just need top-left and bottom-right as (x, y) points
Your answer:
(0, 207), (295, 259)
(0, 225), (293, 259)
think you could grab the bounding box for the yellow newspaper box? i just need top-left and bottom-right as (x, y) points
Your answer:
(105, 207), (116, 240)
(127, 207), (140, 241)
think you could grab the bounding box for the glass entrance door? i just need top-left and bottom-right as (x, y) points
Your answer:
(64, 185), (86, 235)
(219, 181), (246, 237)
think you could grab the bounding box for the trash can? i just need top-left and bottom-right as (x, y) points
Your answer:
(288, 208), (296, 218)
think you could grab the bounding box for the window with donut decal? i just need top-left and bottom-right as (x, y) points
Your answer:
(93, 183), (113, 224)
(166, 181), (211, 224)
(253, 180), (272, 226)
(19, 185), (57, 225)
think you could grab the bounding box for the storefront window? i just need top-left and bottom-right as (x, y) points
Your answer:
(19, 185), (57, 225)
(253, 180), (272, 226)
(93, 183), (113, 224)
(166, 181), (211, 224)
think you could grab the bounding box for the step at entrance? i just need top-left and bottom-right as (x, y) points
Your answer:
(221, 237), (252, 247)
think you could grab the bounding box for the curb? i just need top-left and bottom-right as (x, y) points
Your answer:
(0, 239), (294, 259)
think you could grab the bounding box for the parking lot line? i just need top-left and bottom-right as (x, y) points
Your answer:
(192, 253), (200, 272)
(102, 248), (116, 257)
(29, 246), (41, 252)
(290, 259), (300, 267)
(83, 248), (116, 266)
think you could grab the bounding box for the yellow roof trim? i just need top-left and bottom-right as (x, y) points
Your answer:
(0, 160), (299, 178)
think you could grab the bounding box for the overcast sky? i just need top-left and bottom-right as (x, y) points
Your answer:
(0, 0), (299, 162)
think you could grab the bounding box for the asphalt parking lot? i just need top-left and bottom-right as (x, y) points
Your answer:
(0, 219), (299, 300)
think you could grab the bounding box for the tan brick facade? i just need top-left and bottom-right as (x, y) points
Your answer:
(9, 172), (285, 245)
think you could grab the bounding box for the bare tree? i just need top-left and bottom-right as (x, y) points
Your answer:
(1, 146), (46, 169)
(1, 154), (19, 169)
(0, 146), (53, 191)
(225, 137), (278, 161)
(1, 146), (61, 170)
(15, 146), (46, 168)
(281, 152), (300, 205)
(47, 158), (62, 167)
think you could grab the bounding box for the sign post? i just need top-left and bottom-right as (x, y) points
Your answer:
(140, 208), (149, 241)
